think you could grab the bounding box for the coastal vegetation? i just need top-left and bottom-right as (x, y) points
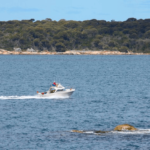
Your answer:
(0, 18), (150, 53)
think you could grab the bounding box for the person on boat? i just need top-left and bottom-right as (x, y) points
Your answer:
(52, 82), (58, 87)
(52, 82), (56, 86)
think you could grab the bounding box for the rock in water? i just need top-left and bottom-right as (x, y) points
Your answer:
(71, 130), (84, 133)
(72, 130), (108, 134)
(114, 124), (137, 131)
(94, 130), (108, 134)
(72, 124), (137, 134)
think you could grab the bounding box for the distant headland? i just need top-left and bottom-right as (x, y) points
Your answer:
(0, 18), (150, 54)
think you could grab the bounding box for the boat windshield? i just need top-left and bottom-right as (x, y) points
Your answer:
(50, 88), (56, 93)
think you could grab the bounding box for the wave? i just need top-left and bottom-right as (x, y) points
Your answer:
(0, 95), (70, 100)
(110, 129), (150, 134)
(71, 129), (150, 135)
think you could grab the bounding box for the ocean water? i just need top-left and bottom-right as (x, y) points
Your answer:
(0, 55), (150, 150)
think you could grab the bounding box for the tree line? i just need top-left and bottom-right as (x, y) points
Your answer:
(0, 18), (150, 53)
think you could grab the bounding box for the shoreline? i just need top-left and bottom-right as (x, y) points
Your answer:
(0, 49), (149, 55)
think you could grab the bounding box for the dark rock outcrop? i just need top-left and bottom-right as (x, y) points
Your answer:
(94, 130), (108, 134)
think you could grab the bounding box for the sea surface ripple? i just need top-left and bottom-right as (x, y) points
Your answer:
(0, 55), (150, 149)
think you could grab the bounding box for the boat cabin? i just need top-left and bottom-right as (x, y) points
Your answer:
(49, 83), (65, 93)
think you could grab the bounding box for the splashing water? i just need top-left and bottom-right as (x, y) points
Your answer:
(110, 129), (150, 134)
(71, 129), (150, 135)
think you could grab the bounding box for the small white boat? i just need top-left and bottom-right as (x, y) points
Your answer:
(37, 82), (75, 98)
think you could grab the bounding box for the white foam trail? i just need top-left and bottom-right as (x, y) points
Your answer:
(111, 129), (150, 134)
(71, 129), (150, 135)
(84, 131), (95, 134)
(71, 130), (94, 134)
(0, 95), (70, 100)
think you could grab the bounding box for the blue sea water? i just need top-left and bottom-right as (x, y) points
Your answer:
(0, 55), (150, 150)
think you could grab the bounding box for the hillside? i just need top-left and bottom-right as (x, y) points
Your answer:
(0, 18), (150, 53)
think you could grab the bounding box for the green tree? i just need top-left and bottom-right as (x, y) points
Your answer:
(34, 38), (40, 46)
(93, 39), (100, 47)
(129, 33), (138, 39)
(145, 30), (150, 38)
(55, 42), (66, 52)
(126, 18), (137, 22)
(108, 41), (116, 47)
(119, 46), (128, 53)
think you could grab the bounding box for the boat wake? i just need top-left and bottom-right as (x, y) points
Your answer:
(0, 95), (70, 100)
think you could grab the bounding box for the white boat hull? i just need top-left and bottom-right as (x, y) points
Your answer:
(37, 89), (75, 98)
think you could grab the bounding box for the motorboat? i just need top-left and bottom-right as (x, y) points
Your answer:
(37, 82), (75, 98)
